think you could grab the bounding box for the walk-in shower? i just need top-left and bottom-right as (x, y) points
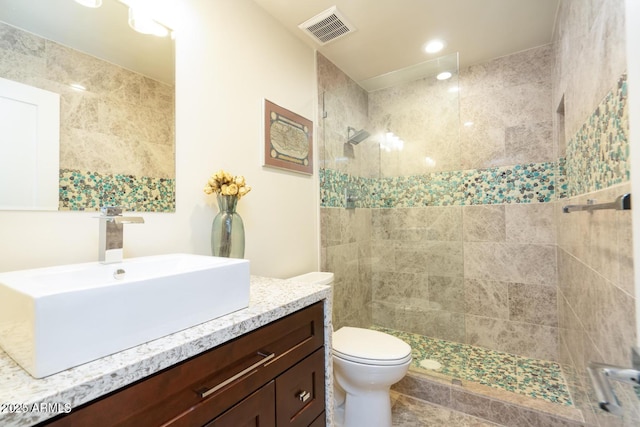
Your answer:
(318, 48), (584, 424)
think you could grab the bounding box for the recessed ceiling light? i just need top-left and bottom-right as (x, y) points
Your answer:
(463, 121), (474, 127)
(425, 39), (445, 54)
(436, 71), (452, 80)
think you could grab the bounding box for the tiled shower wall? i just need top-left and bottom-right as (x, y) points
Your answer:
(461, 46), (558, 360)
(318, 53), (375, 329)
(369, 45), (559, 361)
(0, 21), (175, 212)
(320, 46), (561, 361)
(552, 1), (637, 425)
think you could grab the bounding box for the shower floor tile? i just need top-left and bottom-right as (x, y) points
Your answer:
(374, 326), (573, 407)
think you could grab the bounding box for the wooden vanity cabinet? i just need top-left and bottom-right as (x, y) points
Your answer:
(204, 381), (276, 427)
(40, 302), (325, 427)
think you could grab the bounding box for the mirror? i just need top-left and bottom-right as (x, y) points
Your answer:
(0, 0), (175, 212)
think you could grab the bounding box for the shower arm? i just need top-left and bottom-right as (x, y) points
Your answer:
(347, 126), (357, 142)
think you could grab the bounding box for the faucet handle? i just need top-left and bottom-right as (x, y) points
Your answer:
(101, 206), (123, 216)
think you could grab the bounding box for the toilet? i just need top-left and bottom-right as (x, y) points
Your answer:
(288, 272), (412, 427)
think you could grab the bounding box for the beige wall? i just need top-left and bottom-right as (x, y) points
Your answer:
(0, 0), (320, 278)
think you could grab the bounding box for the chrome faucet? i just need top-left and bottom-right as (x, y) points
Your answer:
(98, 206), (144, 264)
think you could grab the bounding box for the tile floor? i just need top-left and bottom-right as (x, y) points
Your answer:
(376, 327), (573, 407)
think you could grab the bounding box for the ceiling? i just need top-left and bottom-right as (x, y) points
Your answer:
(253, 0), (560, 90)
(0, 1), (559, 89)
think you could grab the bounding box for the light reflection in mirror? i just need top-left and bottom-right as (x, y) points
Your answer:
(0, 0), (175, 212)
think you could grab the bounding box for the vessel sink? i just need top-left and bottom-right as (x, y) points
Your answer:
(0, 254), (250, 378)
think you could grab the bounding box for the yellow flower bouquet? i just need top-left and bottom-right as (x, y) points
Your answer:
(204, 169), (252, 199)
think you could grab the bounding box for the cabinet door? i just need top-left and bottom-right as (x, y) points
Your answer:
(205, 381), (275, 427)
(275, 348), (325, 427)
(309, 412), (325, 427)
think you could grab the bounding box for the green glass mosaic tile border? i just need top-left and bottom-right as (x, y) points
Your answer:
(374, 326), (573, 407)
(59, 169), (175, 212)
(565, 74), (629, 198)
(556, 156), (568, 199)
(320, 161), (557, 208)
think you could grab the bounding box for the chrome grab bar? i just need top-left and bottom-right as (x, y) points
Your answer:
(587, 360), (640, 416)
(562, 193), (631, 213)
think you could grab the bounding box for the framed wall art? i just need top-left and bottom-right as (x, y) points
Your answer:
(263, 99), (313, 175)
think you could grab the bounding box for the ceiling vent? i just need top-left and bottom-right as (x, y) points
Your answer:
(298, 6), (356, 45)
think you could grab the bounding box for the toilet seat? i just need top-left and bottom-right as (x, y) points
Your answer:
(333, 327), (412, 366)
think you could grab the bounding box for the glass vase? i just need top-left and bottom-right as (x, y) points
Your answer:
(211, 194), (245, 258)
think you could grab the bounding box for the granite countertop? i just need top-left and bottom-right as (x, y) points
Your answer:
(0, 276), (331, 427)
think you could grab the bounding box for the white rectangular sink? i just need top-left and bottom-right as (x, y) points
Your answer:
(0, 254), (250, 378)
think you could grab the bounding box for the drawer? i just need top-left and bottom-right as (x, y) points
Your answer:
(204, 381), (275, 427)
(276, 348), (325, 427)
(40, 302), (324, 427)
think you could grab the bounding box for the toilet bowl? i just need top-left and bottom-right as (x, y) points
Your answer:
(287, 272), (412, 427)
(333, 326), (412, 427)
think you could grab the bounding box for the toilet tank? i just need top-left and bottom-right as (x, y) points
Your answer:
(288, 272), (334, 286)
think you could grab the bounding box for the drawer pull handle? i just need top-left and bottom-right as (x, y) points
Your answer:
(297, 390), (311, 402)
(198, 351), (275, 398)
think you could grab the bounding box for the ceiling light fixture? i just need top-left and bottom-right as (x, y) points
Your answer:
(436, 71), (452, 81)
(128, 6), (169, 37)
(425, 39), (444, 54)
(74, 0), (102, 7)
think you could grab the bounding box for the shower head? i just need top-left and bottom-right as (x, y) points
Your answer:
(347, 127), (370, 145)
